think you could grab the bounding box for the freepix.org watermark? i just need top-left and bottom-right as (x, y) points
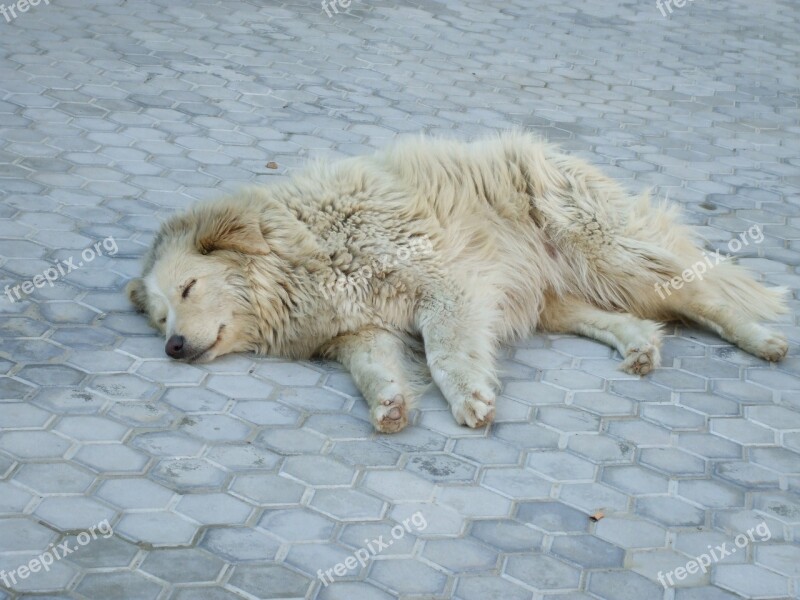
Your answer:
(657, 520), (771, 587)
(317, 511), (427, 586)
(0, 519), (113, 588)
(319, 235), (433, 299)
(321, 0), (355, 18)
(654, 224), (763, 299)
(656, 0), (698, 17)
(4, 236), (118, 303)
(0, 0), (49, 23)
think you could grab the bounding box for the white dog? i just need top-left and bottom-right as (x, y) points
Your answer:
(128, 132), (788, 432)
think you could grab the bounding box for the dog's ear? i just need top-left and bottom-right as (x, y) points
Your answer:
(126, 278), (148, 313)
(195, 212), (270, 256)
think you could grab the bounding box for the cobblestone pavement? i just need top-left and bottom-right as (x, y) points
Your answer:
(1, 0), (799, 598)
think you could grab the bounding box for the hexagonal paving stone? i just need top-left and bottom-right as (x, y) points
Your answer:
(368, 558), (448, 595)
(362, 470), (435, 503)
(259, 508), (335, 542)
(481, 467), (552, 499)
(0, 430), (71, 459)
(200, 526), (280, 562)
(131, 431), (205, 458)
(0, 518), (57, 553)
(424, 537), (498, 572)
(405, 453), (477, 483)
(505, 554), (581, 591)
(54, 415), (129, 441)
(139, 548), (226, 584)
(389, 503), (466, 537)
(750, 447), (800, 475)
(282, 455), (356, 486)
(339, 521), (417, 557)
(203, 443), (280, 471)
(150, 458), (226, 491)
(0, 402), (52, 428)
(537, 406), (601, 432)
(276, 386), (349, 412)
(255, 361), (322, 385)
(116, 511), (198, 546)
(175, 492), (253, 525)
(304, 413), (375, 439)
(527, 450), (596, 481)
(161, 387), (229, 413)
(713, 564), (789, 598)
(551, 534), (625, 569)
(34, 496), (116, 530)
(177, 414), (252, 442)
(567, 434), (635, 464)
(88, 373), (160, 401)
(588, 569), (664, 600)
(755, 544), (800, 577)
(0, 481), (33, 515)
(677, 479), (746, 509)
(637, 495), (707, 527)
(73, 443), (149, 473)
(65, 533), (140, 569)
(13, 461), (95, 494)
(75, 571), (165, 600)
(228, 564), (311, 599)
(594, 516), (667, 549)
(329, 440), (402, 467)
(205, 374), (274, 399)
(639, 447), (707, 476)
(230, 473), (306, 506)
(231, 400), (301, 426)
(516, 501), (589, 533)
(310, 488), (386, 521)
(455, 575), (532, 600)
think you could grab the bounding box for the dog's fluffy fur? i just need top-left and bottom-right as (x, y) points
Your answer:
(128, 132), (788, 432)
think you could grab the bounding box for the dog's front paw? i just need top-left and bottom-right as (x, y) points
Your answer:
(620, 343), (660, 375)
(371, 394), (408, 433)
(451, 389), (495, 428)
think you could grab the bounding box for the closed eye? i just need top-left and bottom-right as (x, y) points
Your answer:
(158, 317), (166, 324)
(182, 279), (197, 299)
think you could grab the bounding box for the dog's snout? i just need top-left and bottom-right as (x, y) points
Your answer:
(165, 335), (186, 359)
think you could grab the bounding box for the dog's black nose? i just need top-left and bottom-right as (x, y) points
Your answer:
(165, 335), (186, 359)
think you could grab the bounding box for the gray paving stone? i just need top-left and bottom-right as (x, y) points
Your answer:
(74, 572), (164, 600)
(455, 575), (532, 600)
(713, 564), (789, 598)
(1, 1), (798, 597)
(116, 511), (198, 546)
(505, 554), (581, 591)
(423, 538), (498, 572)
(516, 501), (589, 534)
(140, 548), (226, 584)
(228, 564), (311, 599)
(176, 492), (253, 525)
(368, 557), (448, 595)
(200, 527), (280, 562)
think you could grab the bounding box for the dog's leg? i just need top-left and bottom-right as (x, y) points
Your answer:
(669, 296), (788, 362)
(539, 296), (663, 375)
(322, 328), (413, 433)
(414, 290), (499, 428)
(651, 261), (789, 362)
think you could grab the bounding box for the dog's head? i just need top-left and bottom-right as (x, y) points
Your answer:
(127, 201), (270, 362)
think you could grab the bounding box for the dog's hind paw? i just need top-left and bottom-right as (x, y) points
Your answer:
(620, 343), (660, 376)
(754, 331), (789, 362)
(452, 389), (495, 428)
(371, 394), (408, 433)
